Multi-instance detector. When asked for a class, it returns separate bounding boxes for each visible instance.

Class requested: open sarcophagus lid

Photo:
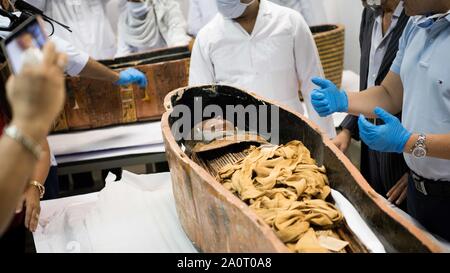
[52,46,190,133]
[161,85,445,253]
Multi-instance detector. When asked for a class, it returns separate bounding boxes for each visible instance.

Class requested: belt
[410,171,450,197]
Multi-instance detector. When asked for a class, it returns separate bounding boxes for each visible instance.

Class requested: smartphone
[1,15,48,74]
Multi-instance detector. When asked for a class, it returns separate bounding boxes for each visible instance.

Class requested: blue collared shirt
[391,12,450,180]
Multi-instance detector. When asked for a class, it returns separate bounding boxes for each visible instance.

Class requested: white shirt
[25,0,117,60]
[188,0,218,36]
[0,13,89,76]
[190,0,336,138]
[367,3,403,88]
[116,0,191,57]
[187,0,322,37]
[116,1,166,57]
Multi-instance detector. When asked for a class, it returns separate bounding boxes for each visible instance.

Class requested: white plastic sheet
[34,171,197,253]
[48,122,163,156]
[34,171,387,253]
[331,190,385,253]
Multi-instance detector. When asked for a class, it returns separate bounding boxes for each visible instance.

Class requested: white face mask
[216,0,256,19]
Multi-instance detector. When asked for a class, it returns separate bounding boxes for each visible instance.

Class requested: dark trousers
[407,175,450,242]
[360,143,409,210]
[43,166,59,200]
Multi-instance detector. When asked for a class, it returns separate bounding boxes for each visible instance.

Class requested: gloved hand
[310,77,348,117]
[358,107,412,153]
[115,68,148,88]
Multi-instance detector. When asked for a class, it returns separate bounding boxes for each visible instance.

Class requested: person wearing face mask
[310,0,450,241]
[187,0,325,37]
[189,0,336,138]
[116,0,192,57]
[333,0,410,209]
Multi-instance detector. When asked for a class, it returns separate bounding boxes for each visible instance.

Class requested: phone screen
[2,16,48,74]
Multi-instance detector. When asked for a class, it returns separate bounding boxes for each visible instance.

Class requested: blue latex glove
[310,77,349,117]
[358,107,412,153]
[115,68,148,88]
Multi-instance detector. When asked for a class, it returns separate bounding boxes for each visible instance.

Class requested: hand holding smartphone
[1,15,48,74]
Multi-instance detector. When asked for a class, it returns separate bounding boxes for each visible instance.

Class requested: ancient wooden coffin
[161,85,445,253]
[53,46,190,132]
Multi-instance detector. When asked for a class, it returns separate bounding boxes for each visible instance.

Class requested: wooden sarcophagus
[53,46,190,132]
[161,85,445,253]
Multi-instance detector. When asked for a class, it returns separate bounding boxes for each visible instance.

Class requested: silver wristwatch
[4,125,43,160]
[411,134,427,159]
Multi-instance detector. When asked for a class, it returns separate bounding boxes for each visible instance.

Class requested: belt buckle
[413,177,428,196]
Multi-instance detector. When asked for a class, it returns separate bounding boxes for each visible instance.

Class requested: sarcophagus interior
[161,85,444,253]
[53,46,191,132]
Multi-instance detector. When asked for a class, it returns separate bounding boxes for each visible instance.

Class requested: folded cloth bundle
[217,140,347,253]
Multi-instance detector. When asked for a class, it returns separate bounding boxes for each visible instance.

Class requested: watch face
[413,147,427,158]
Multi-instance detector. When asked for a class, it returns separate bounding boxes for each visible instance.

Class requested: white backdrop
[106,0,363,73]
[322,0,364,73]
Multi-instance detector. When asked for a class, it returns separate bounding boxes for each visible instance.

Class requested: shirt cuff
[65,50,90,76]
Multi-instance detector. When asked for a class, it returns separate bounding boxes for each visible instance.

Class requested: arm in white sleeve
[50,35,89,76]
[293,15,336,138]
[188,33,214,85]
[187,0,202,36]
[161,0,192,46]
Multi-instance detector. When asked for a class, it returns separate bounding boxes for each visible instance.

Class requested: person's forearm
[78,58,120,83]
[347,71,404,117]
[0,121,46,234]
[30,140,51,186]
[404,133,450,160]
[347,85,401,118]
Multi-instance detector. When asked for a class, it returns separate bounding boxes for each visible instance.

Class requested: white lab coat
[187,0,324,36]
[187,0,218,36]
[116,0,191,57]
[25,0,117,60]
[189,0,336,138]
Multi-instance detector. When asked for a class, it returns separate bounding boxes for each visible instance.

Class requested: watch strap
[4,125,43,160]
[410,134,427,154]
